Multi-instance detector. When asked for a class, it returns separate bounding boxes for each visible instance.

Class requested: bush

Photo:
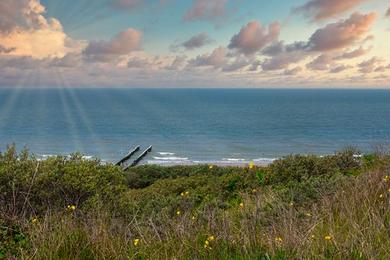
[0,145,127,218]
[267,148,362,185]
[1,145,388,259]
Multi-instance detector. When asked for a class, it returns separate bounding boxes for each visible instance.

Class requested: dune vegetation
[0,145,389,259]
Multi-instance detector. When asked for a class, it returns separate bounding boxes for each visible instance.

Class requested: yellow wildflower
[383,175,389,182]
[249,161,255,169]
[388,188,390,193]
[31,218,38,224]
[289,202,294,207]
[209,165,214,169]
[133,238,140,246]
[306,213,312,217]
[275,237,283,243]
[67,205,76,211]
[204,240,209,246]
[239,202,244,208]
[252,188,257,193]
[207,235,215,241]
[191,216,196,220]
[379,194,383,199]
[185,191,189,196]
[324,235,332,241]
[176,210,181,216]
[311,235,315,239]
[180,192,185,197]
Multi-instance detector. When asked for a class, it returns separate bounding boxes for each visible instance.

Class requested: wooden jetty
[116,145,141,166]
[123,145,153,170]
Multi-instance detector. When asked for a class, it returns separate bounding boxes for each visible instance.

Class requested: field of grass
[0,145,389,259]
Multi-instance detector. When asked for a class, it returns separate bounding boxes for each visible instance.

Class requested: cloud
[358,57,382,73]
[330,64,352,73]
[0,0,48,33]
[258,13,376,72]
[165,55,187,70]
[386,8,390,17]
[0,56,50,70]
[0,45,15,54]
[51,53,83,68]
[260,41,309,71]
[307,12,376,51]
[127,57,153,68]
[84,28,142,62]
[126,53,176,70]
[261,54,304,71]
[284,66,302,75]
[306,54,333,71]
[334,46,371,60]
[295,0,367,21]
[181,32,212,50]
[228,21,280,56]
[0,0,84,58]
[183,0,228,22]
[222,57,251,72]
[189,46,227,68]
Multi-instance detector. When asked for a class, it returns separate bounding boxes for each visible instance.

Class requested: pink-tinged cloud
[308,12,376,51]
[189,46,227,68]
[182,32,212,50]
[184,0,227,21]
[229,21,280,56]
[386,8,390,17]
[295,0,367,21]
[84,28,142,62]
[0,45,15,54]
[0,0,49,33]
[335,46,371,60]
[0,0,84,58]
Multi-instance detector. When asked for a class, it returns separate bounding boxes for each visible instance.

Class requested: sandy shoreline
[143,160,274,167]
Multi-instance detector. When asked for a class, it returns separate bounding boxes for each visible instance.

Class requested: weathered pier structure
[116,145,153,170]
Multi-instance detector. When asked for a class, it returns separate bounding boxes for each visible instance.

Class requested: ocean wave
[253,158,277,163]
[158,152,176,156]
[153,156,189,161]
[222,158,246,162]
[41,154,55,158]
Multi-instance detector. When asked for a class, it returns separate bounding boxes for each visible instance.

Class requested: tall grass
[0,145,389,259]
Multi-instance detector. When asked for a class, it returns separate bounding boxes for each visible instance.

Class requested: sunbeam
[56,68,109,159]
[53,69,84,154]
[0,70,34,137]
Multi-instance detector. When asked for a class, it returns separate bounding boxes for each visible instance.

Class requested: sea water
[1,88,390,165]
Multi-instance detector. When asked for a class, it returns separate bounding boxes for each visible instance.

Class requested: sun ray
[55,68,108,160]
[52,69,84,155]
[0,70,34,144]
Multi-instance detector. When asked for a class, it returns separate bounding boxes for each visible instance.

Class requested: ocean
[1,88,390,165]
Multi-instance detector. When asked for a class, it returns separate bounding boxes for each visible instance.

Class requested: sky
[0,0,389,88]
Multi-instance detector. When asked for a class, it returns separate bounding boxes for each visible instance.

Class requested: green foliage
[0,145,127,217]
[0,219,27,258]
[0,145,389,259]
[267,148,362,185]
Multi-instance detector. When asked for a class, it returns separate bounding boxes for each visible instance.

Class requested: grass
[0,145,389,259]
